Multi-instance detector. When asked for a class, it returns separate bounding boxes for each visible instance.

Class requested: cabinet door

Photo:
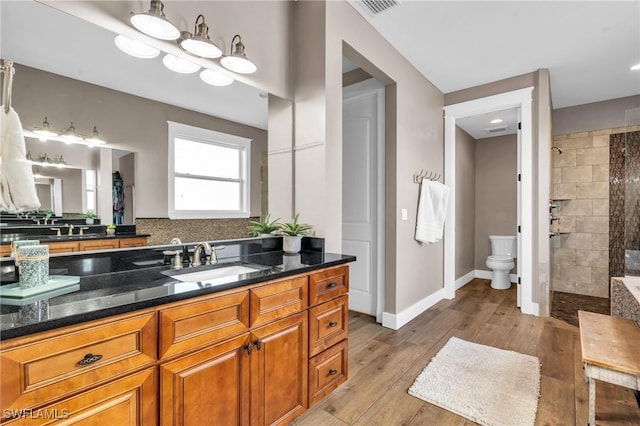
[159,334,250,426]
[45,241,80,254]
[250,312,308,426]
[1,245,12,257]
[119,237,148,248]
[78,239,120,251]
[2,368,156,426]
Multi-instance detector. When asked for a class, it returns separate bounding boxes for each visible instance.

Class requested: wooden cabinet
[0,245,12,257]
[46,241,81,254]
[119,237,148,248]
[308,340,348,406]
[78,239,120,251]
[309,295,348,357]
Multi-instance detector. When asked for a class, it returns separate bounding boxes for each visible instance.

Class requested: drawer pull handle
[329,369,338,375]
[327,282,338,288]
[78,353,103,366]
[329,321,338,328]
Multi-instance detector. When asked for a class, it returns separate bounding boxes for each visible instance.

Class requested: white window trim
[168,121,251,219]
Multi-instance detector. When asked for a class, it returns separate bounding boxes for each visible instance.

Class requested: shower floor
[551,291,610,327]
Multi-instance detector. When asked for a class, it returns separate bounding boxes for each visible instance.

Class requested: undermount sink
[162,263,270,286]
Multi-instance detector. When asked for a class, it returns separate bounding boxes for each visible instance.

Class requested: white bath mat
[408,337,540,426]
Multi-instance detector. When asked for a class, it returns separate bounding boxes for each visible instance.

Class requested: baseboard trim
[381,288,446,330]
[455,270,476,290]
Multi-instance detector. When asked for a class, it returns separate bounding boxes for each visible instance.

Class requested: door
[516,109,522,307]
[250,312,308,426]
[342,79,384,317]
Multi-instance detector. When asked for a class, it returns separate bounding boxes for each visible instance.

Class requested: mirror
[1,0,291,243]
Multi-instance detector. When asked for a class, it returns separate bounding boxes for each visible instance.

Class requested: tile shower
[551,126,640,297]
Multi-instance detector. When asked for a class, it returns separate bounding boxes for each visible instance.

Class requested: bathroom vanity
[0,238,354,425]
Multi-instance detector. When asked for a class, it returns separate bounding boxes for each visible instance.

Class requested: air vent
[361,0,400,15]
[485,126,509,134]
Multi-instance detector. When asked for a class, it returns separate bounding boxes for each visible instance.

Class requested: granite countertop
[0,237,355,340]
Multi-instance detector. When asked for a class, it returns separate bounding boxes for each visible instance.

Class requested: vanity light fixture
[61,122,82,143]
[179,15,222,59]
[200,69,234,86]
[84,126,105,145]
[162,54,201,74]
[130,0,180,40]
[631,63,640,71]
[220,35,257,74]
[114,34,160,59]
[33,117,59,139]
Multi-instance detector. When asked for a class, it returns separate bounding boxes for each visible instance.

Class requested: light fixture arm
[229,34,244,56]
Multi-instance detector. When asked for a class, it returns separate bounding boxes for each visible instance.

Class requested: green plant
[107,224,116,230]
[84,210,97,219]
[278,213,312,236]
[248,213,281,236]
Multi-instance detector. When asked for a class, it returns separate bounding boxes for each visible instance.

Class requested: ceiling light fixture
[130,0,180,41]
[631,63,640,71]
[162,54,201,74]
[490,118,503,124]
[114,34,160,59]
[179,15,222,58]
[220,34,257,74]
[200,69,234,86]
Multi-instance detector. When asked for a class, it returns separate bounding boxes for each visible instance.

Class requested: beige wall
[291,1,444,316]
[553,95,640,135]
[12,64,267,219]
[474,134,518,270]
[455,126,476,278]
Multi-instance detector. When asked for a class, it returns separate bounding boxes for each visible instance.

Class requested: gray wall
[553,95,640,135]
[455,126,476,278]
[474,134,518,270]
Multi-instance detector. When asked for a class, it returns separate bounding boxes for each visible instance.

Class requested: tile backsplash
[135,218,257,246]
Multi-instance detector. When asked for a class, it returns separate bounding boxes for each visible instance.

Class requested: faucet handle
[50,227,61,236]
[163,250,182,269]
[79,227,89,236]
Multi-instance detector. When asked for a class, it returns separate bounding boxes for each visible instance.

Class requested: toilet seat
[487,255,512,263]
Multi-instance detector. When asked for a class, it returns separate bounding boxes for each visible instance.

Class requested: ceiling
[347,0,640,110]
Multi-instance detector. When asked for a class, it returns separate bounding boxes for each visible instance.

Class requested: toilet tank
[489,235,517,257]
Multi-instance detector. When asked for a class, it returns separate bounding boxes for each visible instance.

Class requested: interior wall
[324,1,445,315]
[455,126,476,278]
[474,134,518,270]
[553,95,640,135]
[12,64,267,218]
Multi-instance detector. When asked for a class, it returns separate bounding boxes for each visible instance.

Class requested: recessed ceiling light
[199,69,234,86]
[490,118,503,124]
[114,34,160,59]
[162,54,201,74]
[631,63,640,71]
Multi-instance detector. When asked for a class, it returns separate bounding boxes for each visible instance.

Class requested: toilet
[486,235,517,290]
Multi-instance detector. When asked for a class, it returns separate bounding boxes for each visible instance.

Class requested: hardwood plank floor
[293,279,640,426]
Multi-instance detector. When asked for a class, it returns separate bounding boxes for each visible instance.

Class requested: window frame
[168,121,251,219]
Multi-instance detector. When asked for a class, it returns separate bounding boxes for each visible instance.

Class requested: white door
[516,109,522,307]
[342,79,384,317]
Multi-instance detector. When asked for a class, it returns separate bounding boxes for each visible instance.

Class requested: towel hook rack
[413,169,441,184]
[1,59,15,114]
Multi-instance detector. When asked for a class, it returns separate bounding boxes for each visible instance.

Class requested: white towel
[0,107,41,212]
[415,180,450,244]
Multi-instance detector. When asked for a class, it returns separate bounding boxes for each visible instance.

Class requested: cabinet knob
[327,282,338,288]
[329,321,338,328]
[328,369,338,375]
[253,338,262,351]
[77,353,103,366]
[244,343,252,355]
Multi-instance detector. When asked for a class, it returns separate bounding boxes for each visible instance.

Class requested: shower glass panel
[624,107,640,277]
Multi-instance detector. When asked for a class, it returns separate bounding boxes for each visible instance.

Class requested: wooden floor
[293,279,640,426]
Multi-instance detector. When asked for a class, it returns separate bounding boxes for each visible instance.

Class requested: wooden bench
[578,310,640,425]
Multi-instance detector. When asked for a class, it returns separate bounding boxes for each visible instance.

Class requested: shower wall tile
[562,232,592,249]
[553,168,561,184]
[556,215,576,233]
[560,200,592,216]
[576,182,608,199]
[592,201,609,217]
[592,164,609,182]
[554,247,576,265]
[576,216,609,234]
[592,232,609,250]
[576,249,608,268]
[553,150,577,167]
[576,147,609,165]
[561,165,592,182]
[592,135,609,147]
[591,129,613,136]
[553,183,576,199]
[562,137,593,150]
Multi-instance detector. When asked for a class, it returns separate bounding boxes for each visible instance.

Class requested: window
[84,169,96,213]
[168,121,251,219]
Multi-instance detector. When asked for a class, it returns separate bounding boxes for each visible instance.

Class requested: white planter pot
[85,218,94,224]
[282,235,302,254]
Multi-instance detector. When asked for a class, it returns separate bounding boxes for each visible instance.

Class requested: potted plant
[278,213,312,254]
[84,210,97,224]
[248,213,281,237]
[106,224,116,236]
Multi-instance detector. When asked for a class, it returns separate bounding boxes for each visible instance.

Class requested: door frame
[342,78,386,322]
[443,87,538,316]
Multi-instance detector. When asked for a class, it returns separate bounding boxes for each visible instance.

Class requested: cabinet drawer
[158,290,250,360]
[0,310,156,412]
[45,241,80,254]
[250,276,308,327]
[309,265,349,306]
[119,237,148,248]
[308,340,348,407]
[309,295,348,357]
[2,367,156,425]
[78,239,119,251]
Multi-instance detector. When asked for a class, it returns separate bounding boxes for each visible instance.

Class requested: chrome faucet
[191,242,213,267]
